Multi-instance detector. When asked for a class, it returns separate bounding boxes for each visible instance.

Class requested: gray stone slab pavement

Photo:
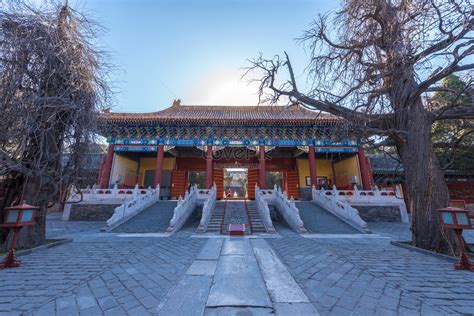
[367,221,412,240]
[1,235,205,315]
[46,218,105,239]
[159,237,318,315]
[368,220,474,245]
[157,275,213,315]
[197,238,224,260]
[206,238,272,308]
[186,260,218,276]
[267,235,474,315]
[251,239,310,304]
[4,211,474,315]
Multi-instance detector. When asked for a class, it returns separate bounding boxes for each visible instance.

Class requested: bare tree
[0,1,111,249]
[247,0,473,252]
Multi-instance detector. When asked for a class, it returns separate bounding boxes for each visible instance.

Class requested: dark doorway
[143,170,155,188]
[266,171,283,189]
[188,171,206,188]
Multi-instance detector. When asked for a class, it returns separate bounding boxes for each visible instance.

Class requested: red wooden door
[286,171,300,200]
[213,169,224,199]
[171,170,186,199]
[247,169,259,200]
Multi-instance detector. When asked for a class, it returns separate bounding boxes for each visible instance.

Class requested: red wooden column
[258,145,266,188]
[154,145,164,188]
[99,144,115,188]
[205,146,213,189]
[308,145,317,187]
[357,145,374,190]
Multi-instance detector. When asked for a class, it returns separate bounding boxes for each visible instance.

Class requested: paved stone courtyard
[1,209,474,315]
[269,235,474,315]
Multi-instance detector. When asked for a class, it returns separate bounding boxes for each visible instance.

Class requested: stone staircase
[206,201,226,233]
[202,200,269,234]
[245,201,267,233]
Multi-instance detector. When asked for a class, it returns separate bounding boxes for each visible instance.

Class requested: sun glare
[184,68,261,105]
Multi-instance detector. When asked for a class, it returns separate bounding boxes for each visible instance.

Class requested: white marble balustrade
[198,184,217,231]
[67,184,151,204]
[255,185,276,233]
[106,185,161,227]
[312,185,409,227]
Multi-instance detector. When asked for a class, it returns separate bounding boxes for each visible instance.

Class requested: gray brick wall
[352,205,402,222]
[69,204,121,221]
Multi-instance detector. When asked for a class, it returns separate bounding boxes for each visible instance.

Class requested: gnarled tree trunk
[397,100,453,253]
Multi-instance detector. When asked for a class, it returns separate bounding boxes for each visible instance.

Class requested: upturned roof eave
[98,115,344,125]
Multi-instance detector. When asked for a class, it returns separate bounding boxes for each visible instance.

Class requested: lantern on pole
[0,201,38,269]
[437,207,474,271]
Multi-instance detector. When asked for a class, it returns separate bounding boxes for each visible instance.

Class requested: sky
[68,0,338,112]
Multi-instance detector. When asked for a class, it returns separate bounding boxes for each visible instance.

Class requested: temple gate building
[97,100,374,200]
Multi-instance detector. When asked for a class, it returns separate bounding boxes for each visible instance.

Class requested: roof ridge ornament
[290,101,300,108]
[172,99,181,107]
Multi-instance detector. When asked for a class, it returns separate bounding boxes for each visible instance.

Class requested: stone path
[2,213,474,315]
[295,201,359,234]
[46,219,105,239]
[157,237,317,315]
[112,201,177,233]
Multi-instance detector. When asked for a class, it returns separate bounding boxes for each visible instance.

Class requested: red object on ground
[229,224,245,236]
[437,207,474,272]
[0,201,38,269]
[0,227,22,268]
[453,228,474,272]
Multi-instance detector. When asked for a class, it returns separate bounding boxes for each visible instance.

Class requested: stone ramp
[111,200,177,233]
[222,200,250,234]
[295,201,359,234]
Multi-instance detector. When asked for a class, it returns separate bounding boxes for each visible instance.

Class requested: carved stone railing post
[133,184,140,199]
[254,185,276,233]
[197,184,217,232]
[112,184,118,198]
[167,185,199,233]
[106,186,160,227]
[311,185,367,229]
[353,186,360,202]
[272,186,307,234]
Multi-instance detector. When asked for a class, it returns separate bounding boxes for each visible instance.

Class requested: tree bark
[397,101,453,253]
